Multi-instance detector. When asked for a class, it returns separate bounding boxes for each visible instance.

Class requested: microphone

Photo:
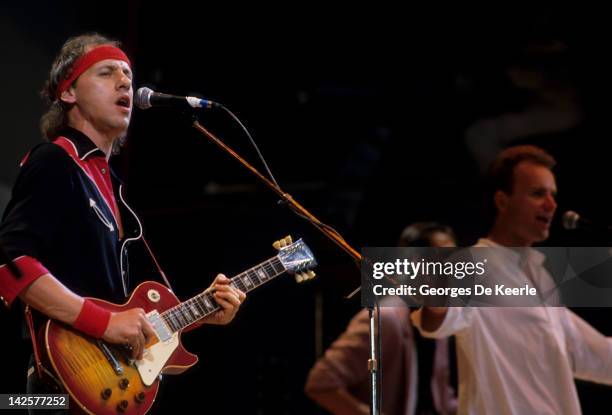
[562,210,612,231]
[135,87,219,110]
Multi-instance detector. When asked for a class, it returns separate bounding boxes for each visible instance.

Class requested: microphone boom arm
[192,120,362,272]
[192,119,382,415]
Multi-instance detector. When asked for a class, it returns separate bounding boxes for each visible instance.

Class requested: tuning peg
[280,236,291,248]
[306,270,316,280]
[273,235,294,250]
[295,273,304,283]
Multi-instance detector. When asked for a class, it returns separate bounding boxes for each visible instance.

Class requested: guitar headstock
[274,235,317,283]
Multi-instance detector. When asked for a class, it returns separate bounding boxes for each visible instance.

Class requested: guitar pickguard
[136,331,179,386]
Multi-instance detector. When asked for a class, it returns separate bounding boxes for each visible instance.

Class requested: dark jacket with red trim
[0,127,142,306]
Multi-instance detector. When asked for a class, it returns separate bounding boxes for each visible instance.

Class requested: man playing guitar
[0,33,245,405]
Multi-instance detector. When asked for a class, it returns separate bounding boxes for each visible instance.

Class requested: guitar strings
[159,258,285,331]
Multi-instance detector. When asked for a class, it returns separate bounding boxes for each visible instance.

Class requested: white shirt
[411,238,612,415]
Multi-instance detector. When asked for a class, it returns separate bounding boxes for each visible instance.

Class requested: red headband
[56,45,131,99]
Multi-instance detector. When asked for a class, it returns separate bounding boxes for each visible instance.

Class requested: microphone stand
[191,119,380,415]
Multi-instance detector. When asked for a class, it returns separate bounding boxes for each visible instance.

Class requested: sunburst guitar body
[42,237,316,414]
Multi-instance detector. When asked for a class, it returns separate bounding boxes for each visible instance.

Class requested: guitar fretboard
[160,257,286,332]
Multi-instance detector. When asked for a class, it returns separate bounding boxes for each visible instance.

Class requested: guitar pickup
[147,310,172,343]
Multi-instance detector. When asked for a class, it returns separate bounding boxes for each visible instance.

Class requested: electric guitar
[41,236,316,414]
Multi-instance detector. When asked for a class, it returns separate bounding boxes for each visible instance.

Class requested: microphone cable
[210,102,356,267]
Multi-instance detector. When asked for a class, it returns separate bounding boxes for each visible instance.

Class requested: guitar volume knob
[101,388,112,400]
[119,378,129,389]
[135,392,146,404]
[116,400,128,412]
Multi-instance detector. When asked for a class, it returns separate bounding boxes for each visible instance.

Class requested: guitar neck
[160,256,286,332]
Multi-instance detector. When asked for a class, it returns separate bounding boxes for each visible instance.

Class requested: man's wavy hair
[487,145,556,196]
[480,145,557,226]
[40,33,127,153]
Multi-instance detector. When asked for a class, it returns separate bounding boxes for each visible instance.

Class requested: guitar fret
[265,263,279,279]
[188,300,202,319]
[167,312,179,331]
[257,266,267,281]
[163,314,176,332]
[185,307,196,323]
[195,293,211,315]
[241,273,254,290]
[191,299,202,317]
[263,262,275,277]
[270,258,285,274]
[178,306,190,324]
[248,269,261,287]
[177,309,189,326]
[164,312,175,330]
[231,259,286,295]
[193,297,206,316]
[202,293,215,313]
[171,309,182,327]
[185,303,197,322]
[231,279,246,293]
[203,294,216,312]
[256,267,268,282]
[158,241,314,334]
[168,316,178,331]
[243,270,255,287]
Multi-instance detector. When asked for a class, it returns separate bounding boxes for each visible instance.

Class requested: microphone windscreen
[135,87,153,109]
[562,210,580,230]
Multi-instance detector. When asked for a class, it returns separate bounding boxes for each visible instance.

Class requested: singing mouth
[116,96,131,108]
[536,215,552,226]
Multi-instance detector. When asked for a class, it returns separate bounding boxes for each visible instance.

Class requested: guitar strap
[24,305,63,388]
[141,236,175,292]
[24,306,43,380]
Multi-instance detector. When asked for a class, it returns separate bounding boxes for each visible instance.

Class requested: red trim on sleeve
[0,256,49,307]
[73,299,111,339]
